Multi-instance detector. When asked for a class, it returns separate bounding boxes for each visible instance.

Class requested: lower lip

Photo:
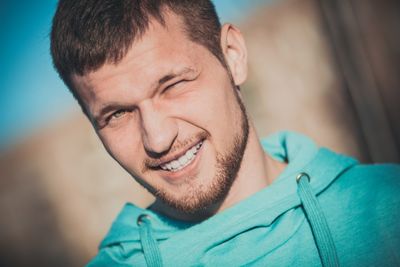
[159,141,205,184]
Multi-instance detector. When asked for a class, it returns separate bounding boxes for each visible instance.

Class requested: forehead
[72,11,208,102]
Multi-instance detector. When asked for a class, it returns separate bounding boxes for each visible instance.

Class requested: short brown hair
[50,0,225,108]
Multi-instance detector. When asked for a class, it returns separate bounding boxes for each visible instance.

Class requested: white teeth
[171,160,180,169]
[178,155,188,165]
[186,149,194,159]
[160,141,203,172]
[166,163,172,171]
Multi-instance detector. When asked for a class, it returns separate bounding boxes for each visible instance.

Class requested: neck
[151,122,286,222]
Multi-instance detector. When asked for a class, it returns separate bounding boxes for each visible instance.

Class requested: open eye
[112,110,126,119]
[107,109,128,123]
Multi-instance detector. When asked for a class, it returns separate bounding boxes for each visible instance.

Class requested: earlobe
[220,24,248,86]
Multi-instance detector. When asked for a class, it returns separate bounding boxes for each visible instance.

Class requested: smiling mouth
[159,141,203,172]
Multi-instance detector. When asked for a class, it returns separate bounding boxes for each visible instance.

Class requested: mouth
[159,140,204,172]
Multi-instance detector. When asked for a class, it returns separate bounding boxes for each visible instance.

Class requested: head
[51,0,227,111]
[51,0,250,216]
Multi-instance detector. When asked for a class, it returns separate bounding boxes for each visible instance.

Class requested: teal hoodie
[87,132,400,266]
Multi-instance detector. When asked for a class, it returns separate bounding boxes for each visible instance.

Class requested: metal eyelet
[137,214,151,225]
[296,172,310,183]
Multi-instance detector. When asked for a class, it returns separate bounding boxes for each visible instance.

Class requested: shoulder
[324,163,400,222]
[338,163,400,196]
[86,203,146,266]
[321,163,400,264]
[86,245,132,267]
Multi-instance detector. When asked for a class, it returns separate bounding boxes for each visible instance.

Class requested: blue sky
[0,0,272,149]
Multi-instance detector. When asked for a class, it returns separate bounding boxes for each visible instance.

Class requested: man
[50,0,400,266]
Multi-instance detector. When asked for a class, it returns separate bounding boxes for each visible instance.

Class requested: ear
[220,24,248,86]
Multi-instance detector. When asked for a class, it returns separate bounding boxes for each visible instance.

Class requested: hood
[95,131,358,266]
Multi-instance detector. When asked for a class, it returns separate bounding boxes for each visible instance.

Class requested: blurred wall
[318,0,400,162]
[1,0,399,266]
[242,0,369,161]
[0,115,153,266]
[242,0,400,163]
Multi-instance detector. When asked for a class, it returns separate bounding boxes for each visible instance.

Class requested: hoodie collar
[100,131,358,248]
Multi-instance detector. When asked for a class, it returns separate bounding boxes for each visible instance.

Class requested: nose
[139,100,178,157]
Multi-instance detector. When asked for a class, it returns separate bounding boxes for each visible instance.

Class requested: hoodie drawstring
[296,173,339,267]
[135,173,339,267]
[137,214,163,267]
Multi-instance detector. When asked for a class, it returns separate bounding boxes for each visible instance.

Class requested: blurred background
[1,0,399,266]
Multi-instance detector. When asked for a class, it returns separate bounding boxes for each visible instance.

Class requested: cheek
[168,94,220,135]
[171,86,240,153]
[98,123,143,170]
[172,81,235,125]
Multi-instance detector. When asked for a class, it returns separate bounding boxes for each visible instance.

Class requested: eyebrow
[92,67,196,124]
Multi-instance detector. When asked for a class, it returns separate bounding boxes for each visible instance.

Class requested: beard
[142,89,250,215]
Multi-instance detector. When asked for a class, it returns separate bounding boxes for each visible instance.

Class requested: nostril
[144,147,170,158]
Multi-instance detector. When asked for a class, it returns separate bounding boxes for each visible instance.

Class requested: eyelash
[163,80,185,93]
[107,109,129,123]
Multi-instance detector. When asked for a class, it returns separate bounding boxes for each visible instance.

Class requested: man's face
[72,13,249,214]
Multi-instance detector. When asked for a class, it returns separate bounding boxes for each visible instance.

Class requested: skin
[72,11,286,222]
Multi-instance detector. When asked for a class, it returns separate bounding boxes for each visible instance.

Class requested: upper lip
[146,139,203,169]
